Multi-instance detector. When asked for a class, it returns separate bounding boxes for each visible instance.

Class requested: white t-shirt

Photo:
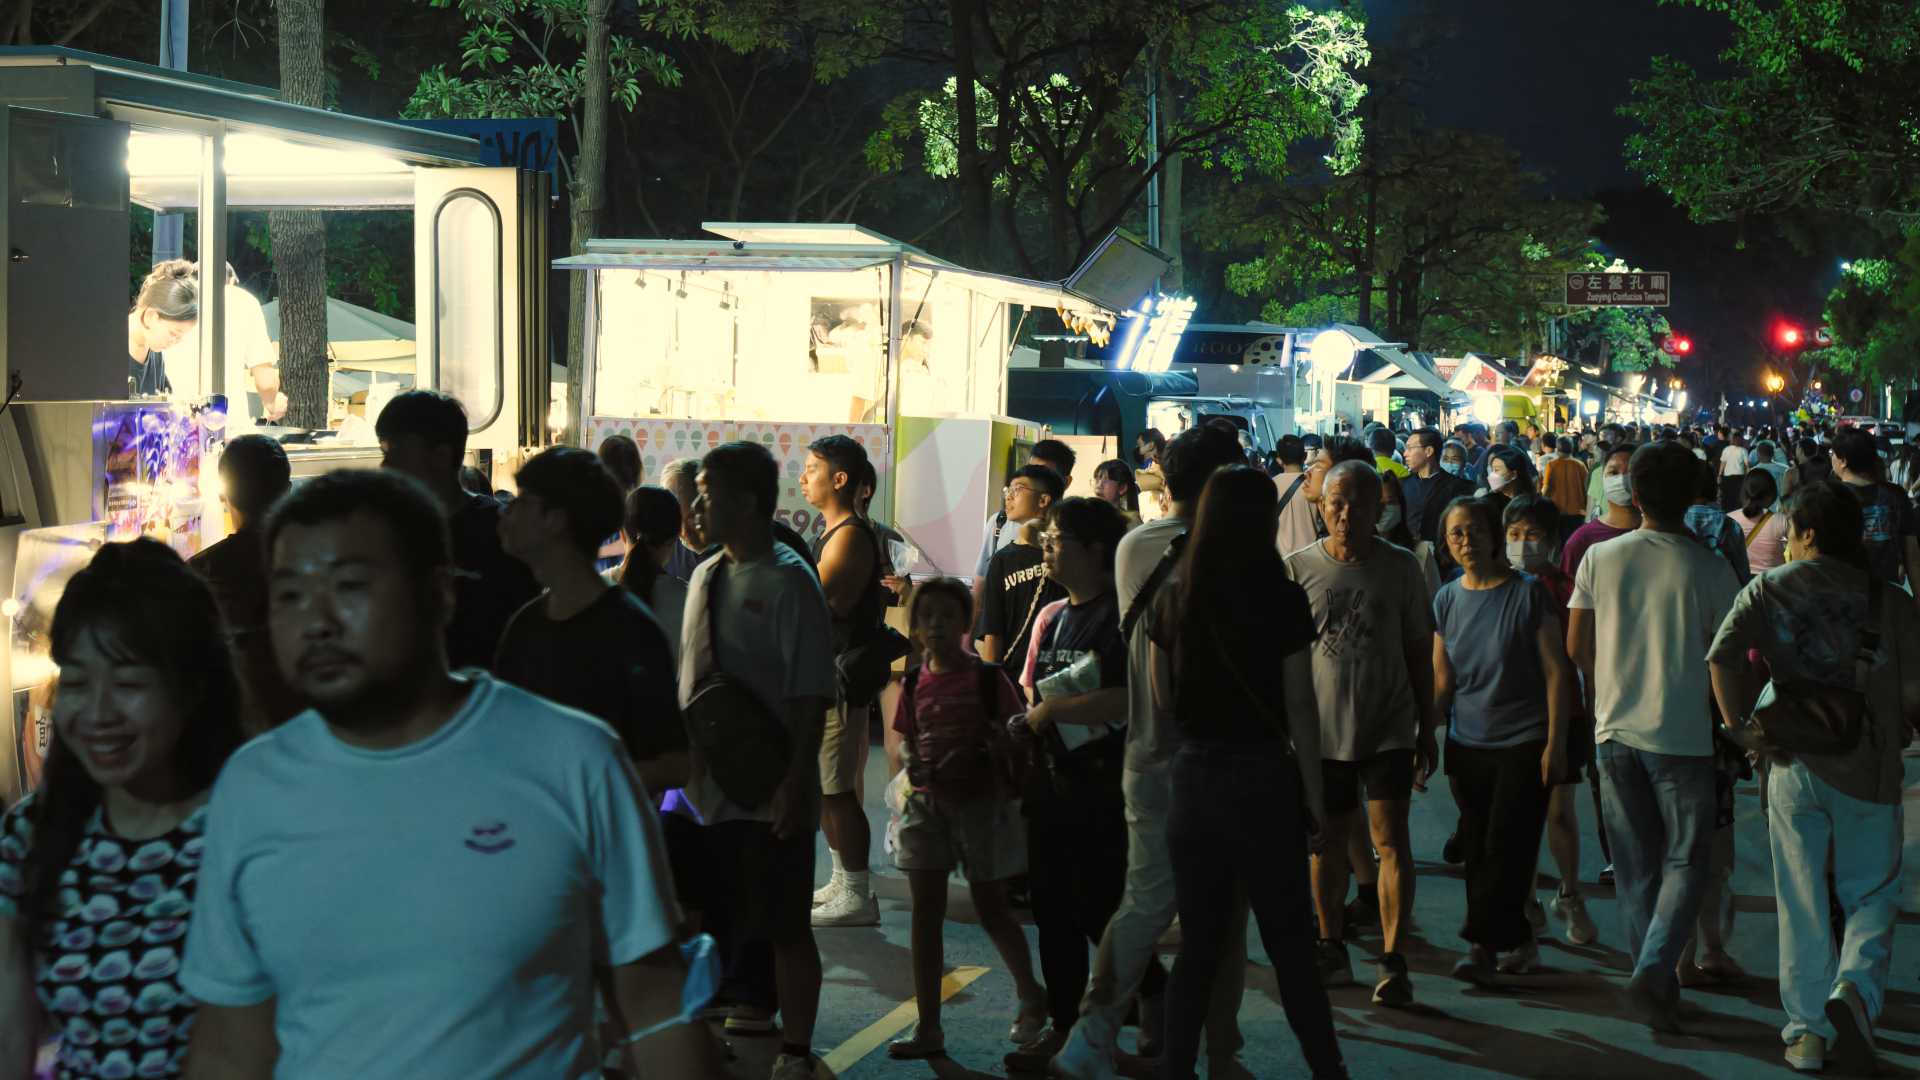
[1720,444,1748,476]
[679,545,836,824]
[1116,515,1188,771]
[164,284,277,425]
[180,675,679,1079]
[1569,529,1740,756]
[1273,472,1318,558]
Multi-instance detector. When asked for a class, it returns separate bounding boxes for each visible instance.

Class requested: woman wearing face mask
[0,539,244,1080]
[1380,471,1442,598]
[126,260,199,398]
[1502,494,1602,946]
[1476,445,1537,515]
[1432,497,1575,982]
[1562,443,1641,583]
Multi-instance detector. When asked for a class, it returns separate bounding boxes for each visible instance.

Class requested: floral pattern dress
[0,795,206,1079]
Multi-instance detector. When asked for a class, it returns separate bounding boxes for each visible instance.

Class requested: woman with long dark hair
[1730,469,1788,574]
[1146,466,1346,1079]
[612,485,691,656]
[0,539,243,1079]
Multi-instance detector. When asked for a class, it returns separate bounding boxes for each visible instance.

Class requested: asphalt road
[714,748,1920,1079]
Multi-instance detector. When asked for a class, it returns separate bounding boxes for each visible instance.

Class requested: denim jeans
[1768,759,1903,1044]
[1078,766,1245,1056]
[1161,741,1343,1079]
[1595,741,1715,1000]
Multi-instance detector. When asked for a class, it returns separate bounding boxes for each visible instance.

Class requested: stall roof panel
[555,251,893,273]
[0,47,482,166]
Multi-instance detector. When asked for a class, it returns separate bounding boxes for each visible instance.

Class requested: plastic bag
[883,768,910,868]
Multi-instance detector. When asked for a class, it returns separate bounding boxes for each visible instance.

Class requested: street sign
[1851,388,1865,403]
[1565,271,1670,307]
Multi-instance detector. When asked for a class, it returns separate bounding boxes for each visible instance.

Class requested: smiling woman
[0,537,243,1079]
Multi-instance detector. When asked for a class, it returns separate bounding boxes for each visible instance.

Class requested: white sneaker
[811,887,879,928]
[812,875,844,907]
[1051,1027,1121,1080]
[1008,996,1048,1044]
[1497,939,1539,975]
[1550,889,1598,946]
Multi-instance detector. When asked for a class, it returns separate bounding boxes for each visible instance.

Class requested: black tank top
[812,517,889,653]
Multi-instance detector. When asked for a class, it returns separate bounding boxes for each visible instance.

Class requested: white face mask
[1440,461,1464,477]
[1378,505,1404,533]
[1603,473,1632,507]
[1506,538,1551,570]
[1487,469,1513,492]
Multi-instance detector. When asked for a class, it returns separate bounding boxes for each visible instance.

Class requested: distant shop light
[1582,398,1601,416]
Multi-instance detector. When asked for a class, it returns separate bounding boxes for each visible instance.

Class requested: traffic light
[1660,333,1693,356]
[1776,323,1805,349]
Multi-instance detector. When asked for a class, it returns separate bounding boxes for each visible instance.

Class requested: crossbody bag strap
[1206,620,1294,750]
[1120,533,1188,642]
[705,557,727,676]
[1743,511,1773,548]
[1276,474,1307,515]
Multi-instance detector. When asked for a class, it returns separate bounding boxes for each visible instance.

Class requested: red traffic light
[1660,333,1694,356]
[1674,335,1693,354]
[1777,324,1804,349]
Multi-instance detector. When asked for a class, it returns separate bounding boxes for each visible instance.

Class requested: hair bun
[89,536,190,577]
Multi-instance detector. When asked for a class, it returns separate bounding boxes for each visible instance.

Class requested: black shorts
[1322,749,1416,815]
[704,819,815,947]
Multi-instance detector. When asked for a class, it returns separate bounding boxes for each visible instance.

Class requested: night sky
[1360,0,1844,408]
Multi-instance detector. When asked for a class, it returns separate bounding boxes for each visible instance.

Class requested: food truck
[556,223,1121,580]
[0,47,551,799]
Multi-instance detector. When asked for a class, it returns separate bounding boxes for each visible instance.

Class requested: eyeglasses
[1005,482,1041,497]
[1040,531,1078,550]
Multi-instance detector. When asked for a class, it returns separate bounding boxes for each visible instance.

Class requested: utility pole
[153,0,188,264]
[1144,64,1160,298]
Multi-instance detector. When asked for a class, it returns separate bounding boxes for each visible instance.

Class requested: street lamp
[1764,373,1786,394]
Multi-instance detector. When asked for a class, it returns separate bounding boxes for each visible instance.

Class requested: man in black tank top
[801,435,887,926]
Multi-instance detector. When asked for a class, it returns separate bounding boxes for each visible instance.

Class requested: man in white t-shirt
[1567,440,1740,1034]
[166,271,284,427]
[681,441,838,1080]
[181,469,719,1078]
[1716,429,1749,511]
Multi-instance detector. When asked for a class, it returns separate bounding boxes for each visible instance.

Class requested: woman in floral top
[1,539,242,1079]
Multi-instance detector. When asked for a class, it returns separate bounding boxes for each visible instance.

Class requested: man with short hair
[1370,427,1408,478]
[1274,435,1320,557]
[495,447,686,795]
[1286,462,1438,1007]
[1567,441,1740,1033]
[1752,441,1789,508]
[974,443,1076,579]
[1047,427,1250,1079]
[191,434,301,730]
[1401,426,1474,548]
[1716,428,1749,510]
[660,458,709,582]
[683,442,838,1080]
[182,469,719,1077]
[979,464,1067,665]
[1828,428,1920,595]
[801,434,887,928]
[376,390,539,671]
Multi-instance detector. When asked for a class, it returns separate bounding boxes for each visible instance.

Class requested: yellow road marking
[820,964,991,1074]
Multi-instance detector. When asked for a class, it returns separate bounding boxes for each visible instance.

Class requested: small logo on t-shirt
[464,822,515,854]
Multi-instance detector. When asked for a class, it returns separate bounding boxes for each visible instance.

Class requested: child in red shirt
[887,579,1046,1058]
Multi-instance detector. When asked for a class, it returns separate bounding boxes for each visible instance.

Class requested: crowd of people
[2,389,1918,1080]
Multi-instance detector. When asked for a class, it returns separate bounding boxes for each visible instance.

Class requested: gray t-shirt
[1116,516,1188,771]
[680,545,837,824]
[1285,539,1433,761]
[181,675,679,1078]
[1706,558,1918,804]
[1433,574,1550,748]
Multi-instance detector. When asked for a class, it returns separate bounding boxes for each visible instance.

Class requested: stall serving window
[591,266,892,425]
[431,189,503,430]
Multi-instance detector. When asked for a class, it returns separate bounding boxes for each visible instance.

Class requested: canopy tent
[261,296,415,366]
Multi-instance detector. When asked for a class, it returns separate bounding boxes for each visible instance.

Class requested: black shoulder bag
[833,518,911,703]
[683,560,793,809]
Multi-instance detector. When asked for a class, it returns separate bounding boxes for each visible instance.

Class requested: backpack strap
[1121,533,1188,642]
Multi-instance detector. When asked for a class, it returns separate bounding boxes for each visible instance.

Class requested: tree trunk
[565,0,613,449]
[1157,70,1184,294]
[1357,169,1378,331]
[270,0,329,430]
[949,0,989,266]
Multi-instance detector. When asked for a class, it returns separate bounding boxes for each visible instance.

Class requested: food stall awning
[0,47,483,167]
[1329,324,1455,399]
[557,249,894,274]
